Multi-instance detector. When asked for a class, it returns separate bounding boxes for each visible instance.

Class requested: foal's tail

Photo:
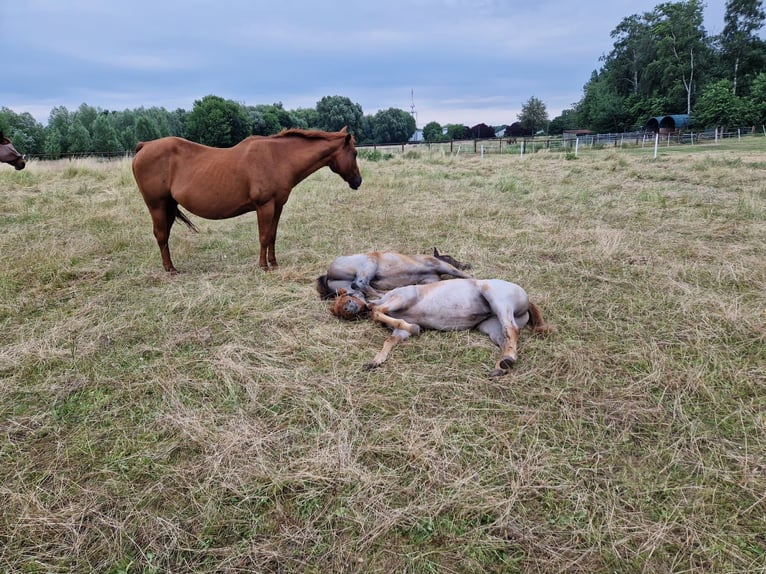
[527,302,554,334]
[315,275,336,300]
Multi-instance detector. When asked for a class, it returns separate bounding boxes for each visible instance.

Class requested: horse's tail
[527,302,553,334]
[316,275,336,300]
[174,205,199,233]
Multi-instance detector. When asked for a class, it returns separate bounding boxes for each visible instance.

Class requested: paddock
[1,141,764,572]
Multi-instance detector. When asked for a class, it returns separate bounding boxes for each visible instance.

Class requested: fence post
[654,133,659,159]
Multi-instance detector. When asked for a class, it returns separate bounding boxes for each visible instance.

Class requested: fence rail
[357,125,765,157]
[21,126,765,162]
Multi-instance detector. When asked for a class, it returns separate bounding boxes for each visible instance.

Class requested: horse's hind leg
[148,199,178,273]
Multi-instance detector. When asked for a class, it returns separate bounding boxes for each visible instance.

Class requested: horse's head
[0,132,26,170]
[328,127,362,190]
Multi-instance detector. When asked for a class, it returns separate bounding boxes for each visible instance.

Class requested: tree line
[2,0,765,155]
[0,95,421,158]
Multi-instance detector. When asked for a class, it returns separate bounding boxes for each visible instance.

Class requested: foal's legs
[477,317,521,377]
[364,328,412,371]
[364,287,422,370]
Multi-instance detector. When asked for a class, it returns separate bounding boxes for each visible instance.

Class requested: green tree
[548,109,580,135]
[291,107,319,129]
[518,96,549,134]
[74,103,99,134]
[749,71,766,122]
[605,13,656,97]
[576,72,632,132]
[720,0,766,95]
[92,113,123,154]
[444,124,469,139]
[315,95,364,135]
[68,118,92,153]
[693,79,755,127]
[48,106,72,152]
[422,121,444,142]
[249,103,297,135]
[0,108,45,154]
[185,95,251,147]
[371,108,417,143]
[135,114,161,142]
[647,0,710,114]
[44,128,63,158]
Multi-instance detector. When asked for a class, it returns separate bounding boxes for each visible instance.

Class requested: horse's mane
[275,128,350,141]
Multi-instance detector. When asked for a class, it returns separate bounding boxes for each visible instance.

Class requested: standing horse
[331,278,551,377]
[316,248,472,300]
[132,128,362,273]
[0,132,26,170]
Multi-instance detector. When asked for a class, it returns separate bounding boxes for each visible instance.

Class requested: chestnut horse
[132,128,362,273]
[316,248,472,300]
[331,278,551,377]
[0,132,26,170]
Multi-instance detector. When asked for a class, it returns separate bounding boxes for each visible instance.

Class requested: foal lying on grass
[316,248,472,300]
[331,278,552,377]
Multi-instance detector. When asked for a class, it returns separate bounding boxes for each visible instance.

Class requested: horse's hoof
[489,368,508,377]
[363,362,379,371]
[498,356,516,370]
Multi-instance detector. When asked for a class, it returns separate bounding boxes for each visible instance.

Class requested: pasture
[1,141,764,572]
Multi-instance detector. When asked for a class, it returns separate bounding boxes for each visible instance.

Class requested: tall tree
[692,78,755,127]
[605,13,656,97]
[648,0,710,114]
[92,113,123,153]
[185,95,251,147]
[68,118,92,153]
[422,121,444,142]
[518,96,549,134]
[720,0,766,94]
[371,108,416,143]
[315,95,364,136]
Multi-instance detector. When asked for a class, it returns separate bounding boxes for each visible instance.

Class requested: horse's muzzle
[15,160,26,170]
[349,175,362,190]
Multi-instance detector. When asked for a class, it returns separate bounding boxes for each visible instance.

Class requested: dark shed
[645,114,691,133]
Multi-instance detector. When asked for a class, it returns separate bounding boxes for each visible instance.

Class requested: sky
[2,0,729,128]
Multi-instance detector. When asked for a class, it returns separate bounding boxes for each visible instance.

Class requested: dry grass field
[1,140,765,573]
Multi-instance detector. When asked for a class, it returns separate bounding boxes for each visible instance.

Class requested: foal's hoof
[498,356,516,370]
[363,362,380,371]
[489,368,509,377]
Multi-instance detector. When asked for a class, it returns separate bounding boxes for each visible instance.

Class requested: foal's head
[328,127,362,190]
[0,132,26,170]
[330,289,368,321]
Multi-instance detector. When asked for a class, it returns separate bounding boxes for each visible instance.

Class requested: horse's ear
[339,126,348,133]
[433,247,440,257]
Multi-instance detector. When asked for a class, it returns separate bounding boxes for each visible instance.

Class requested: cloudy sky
[3,0,728,127]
